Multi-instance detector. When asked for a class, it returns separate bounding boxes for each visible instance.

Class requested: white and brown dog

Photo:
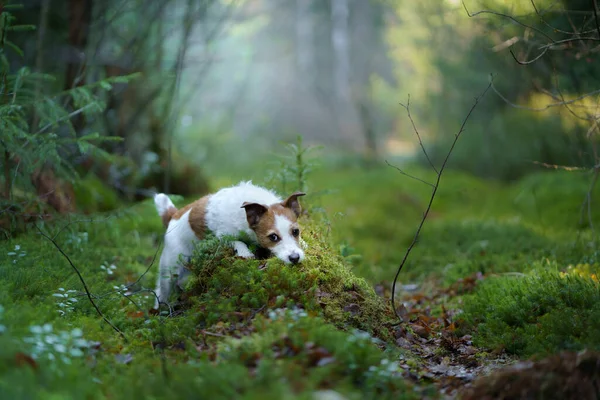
[153,181,306,308]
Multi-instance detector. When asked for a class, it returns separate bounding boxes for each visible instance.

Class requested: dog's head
[241,192,306,264]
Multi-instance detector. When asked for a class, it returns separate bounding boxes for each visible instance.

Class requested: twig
[592,0,600,39]
[201,330,228,338]
[490,76,600,112]
[531,160,588,171]
[385,160,434,188]
[509,47,548,65]
[400,95,438,173]
[462,1,555,42]
[35,223,126,340]
[390,83,492,322]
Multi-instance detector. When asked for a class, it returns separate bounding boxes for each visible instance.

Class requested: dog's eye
[292,228,300,237]
[268,234,280,242]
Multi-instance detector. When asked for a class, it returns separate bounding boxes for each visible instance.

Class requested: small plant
[100,263,117,276]
[7,244,26,264]
[265,135,321,195]
[52,288,78,316]
[23,324,95,366]
[65,231,89,248]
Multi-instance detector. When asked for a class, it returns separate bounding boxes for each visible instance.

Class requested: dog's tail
[154,193,177,227]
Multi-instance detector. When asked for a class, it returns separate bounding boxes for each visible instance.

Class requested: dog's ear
[282,192,306,217]
[241,202,269,227]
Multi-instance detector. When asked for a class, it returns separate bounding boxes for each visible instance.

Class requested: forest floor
[1,162,599,399]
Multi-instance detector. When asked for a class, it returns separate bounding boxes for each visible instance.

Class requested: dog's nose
[288,253,300,264]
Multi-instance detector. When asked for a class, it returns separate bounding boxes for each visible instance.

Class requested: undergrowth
[461,263,600,357]
[2,159,600,397]
[0,196,424,399]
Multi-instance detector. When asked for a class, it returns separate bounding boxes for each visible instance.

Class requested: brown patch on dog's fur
[245,202,301,250]
[161,207,177,227]
[166,195,211,239]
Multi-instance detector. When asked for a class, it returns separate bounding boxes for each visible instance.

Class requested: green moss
[181,218,395,340]
[0,200,422,399]
[460,263,600,357]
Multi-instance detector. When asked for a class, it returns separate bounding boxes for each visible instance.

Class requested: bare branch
[531,161,588,171]
[391,82,492,322]
[400,95,438,173]
[385,160,434,188]
[35,224,126,340]
[509,47,549,65]
[593,0,600,39]
[462,1,555,42]
[489,75,600,112]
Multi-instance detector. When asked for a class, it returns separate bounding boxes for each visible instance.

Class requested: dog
[153,181,306,308]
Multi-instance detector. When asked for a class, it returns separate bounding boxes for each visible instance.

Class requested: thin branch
[385,160,434,188]
[531,161,588,171]
[462,1,555,42]
[593,0,600,39]
[400,95,438,173]
[490,76,600,112]
[509,47,549,65]
[391,82,492,322]
[35,224,126,340]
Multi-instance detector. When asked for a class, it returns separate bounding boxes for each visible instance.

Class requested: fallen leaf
[15,352,38,370]
[411,323,431,339]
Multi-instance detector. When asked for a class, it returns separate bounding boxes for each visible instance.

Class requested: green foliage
[72,173,121,213]
[461,264,600,357]
[383,0,599,180]
[304,162,599,284]
[265,136,322,195]
[217,310,419,399]
[0,5,137,231]
[0,195,423,399]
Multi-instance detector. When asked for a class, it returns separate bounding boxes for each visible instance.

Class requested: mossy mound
[179,219,395,341]
[460,264,600,357]
[459,349,600,400]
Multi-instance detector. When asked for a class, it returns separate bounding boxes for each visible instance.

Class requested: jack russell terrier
[153,181,306,308]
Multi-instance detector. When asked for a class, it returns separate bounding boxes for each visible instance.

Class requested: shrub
[461,263,600,357]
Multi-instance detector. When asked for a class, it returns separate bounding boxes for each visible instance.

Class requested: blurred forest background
[1,0,600,227]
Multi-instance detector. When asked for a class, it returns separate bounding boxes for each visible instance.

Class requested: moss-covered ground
[1,160,599,399]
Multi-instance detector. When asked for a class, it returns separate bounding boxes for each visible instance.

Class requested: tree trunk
[65,0,93,134]
[331,0,350,105]
[65,0,92,90]
[296,0,314,78]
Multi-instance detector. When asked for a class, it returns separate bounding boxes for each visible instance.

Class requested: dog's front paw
[233,241,255,259]
[236,249,255,259]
